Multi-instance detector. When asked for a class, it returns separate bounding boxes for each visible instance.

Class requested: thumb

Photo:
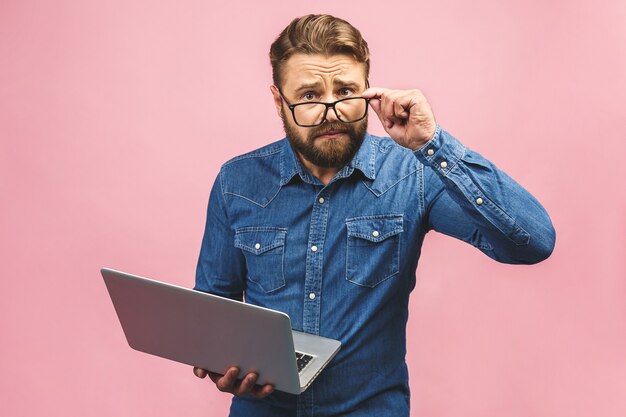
[368,99,385,125]
[368,99,393,130]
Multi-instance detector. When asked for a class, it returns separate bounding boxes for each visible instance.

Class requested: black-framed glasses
[277,88,370,128]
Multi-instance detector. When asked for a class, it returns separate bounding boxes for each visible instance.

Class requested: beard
[281,107,368,169]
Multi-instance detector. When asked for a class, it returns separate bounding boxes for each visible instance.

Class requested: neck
[295,152,341,185]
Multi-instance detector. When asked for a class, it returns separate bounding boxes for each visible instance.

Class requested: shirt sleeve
[194,169,247,300]
[414,124,556,264]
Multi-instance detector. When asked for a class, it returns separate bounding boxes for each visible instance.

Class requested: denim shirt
[195,125,556,417]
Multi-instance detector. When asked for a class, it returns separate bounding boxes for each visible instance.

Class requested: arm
[194,170,246,300]
[361,87,555,264]
[193,170,274,397]
[418,125,555,264]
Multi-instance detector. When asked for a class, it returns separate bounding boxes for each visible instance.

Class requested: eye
[338,88,354,97]
[302,92,317,101]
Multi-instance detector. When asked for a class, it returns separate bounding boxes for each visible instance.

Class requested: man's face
[271,54,368,169]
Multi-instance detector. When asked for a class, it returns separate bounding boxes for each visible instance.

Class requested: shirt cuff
[413,124,466,176]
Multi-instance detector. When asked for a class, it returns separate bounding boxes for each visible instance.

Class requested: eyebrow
[333,79,361,89]
[293,79,362,93]
[294,82,322,93]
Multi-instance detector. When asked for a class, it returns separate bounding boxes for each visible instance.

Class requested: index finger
[214,367,240,392]
[361,87,389,99]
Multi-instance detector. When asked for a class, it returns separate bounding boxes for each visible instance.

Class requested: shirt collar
[348,132,377,180]
[280,133,378,186]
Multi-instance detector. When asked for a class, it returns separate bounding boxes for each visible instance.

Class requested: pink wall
[1,1,624,416]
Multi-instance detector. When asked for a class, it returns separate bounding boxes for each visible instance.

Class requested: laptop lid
[101,267,339,394]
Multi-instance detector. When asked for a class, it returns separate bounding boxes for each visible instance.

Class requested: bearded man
[192,14,555,417]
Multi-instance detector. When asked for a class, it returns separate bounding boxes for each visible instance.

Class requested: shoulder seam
[221,143,284,168]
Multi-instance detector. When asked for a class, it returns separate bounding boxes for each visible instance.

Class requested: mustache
[310,123,349,138]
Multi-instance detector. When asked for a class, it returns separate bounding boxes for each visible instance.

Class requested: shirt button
[440,161,448,168]
[427,149,434,156]
[309,292,316,300]
[476,197,484,205]
[254,243,261,250]
[318,197,325,204]
[311,245,318,252]
[372,230,380,237]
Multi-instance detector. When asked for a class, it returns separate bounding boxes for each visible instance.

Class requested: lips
[316,130,347,138]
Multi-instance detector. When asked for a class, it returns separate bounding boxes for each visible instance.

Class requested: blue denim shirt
[195,125,555,416]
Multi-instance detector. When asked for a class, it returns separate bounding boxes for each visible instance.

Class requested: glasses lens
[293,103,327,126]
[292,98,368,126]
[335,98,367,123]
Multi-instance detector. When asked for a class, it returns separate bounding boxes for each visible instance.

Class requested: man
[192,14,555,417]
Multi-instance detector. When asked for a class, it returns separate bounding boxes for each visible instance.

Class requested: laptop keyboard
[295,351,314,373]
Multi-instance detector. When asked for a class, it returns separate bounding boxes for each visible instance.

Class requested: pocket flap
[346,214,404,243]
[234,227,287,255]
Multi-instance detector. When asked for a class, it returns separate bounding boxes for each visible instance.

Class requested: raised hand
[361,87,437,150]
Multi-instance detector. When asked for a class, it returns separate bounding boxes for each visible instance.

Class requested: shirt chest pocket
[345,214,404,288]
[234,227,287,293]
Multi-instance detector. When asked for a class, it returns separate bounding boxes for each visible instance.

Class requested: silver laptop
[101,267,341,395]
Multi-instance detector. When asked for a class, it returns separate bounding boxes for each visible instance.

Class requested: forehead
[281,53,366,90]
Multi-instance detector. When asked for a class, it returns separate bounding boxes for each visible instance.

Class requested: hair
[269,14,370,89]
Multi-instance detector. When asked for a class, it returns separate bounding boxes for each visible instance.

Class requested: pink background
[1,1,625,416]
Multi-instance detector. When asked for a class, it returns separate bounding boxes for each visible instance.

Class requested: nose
[318,90,341,124]
[324,104,340,123]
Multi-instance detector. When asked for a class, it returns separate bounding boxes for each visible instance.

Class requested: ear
[270,85,283,118]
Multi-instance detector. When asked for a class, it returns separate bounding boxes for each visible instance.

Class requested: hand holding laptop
[193,365,274,398]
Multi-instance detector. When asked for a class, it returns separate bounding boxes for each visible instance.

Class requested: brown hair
[269,14,370,89]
